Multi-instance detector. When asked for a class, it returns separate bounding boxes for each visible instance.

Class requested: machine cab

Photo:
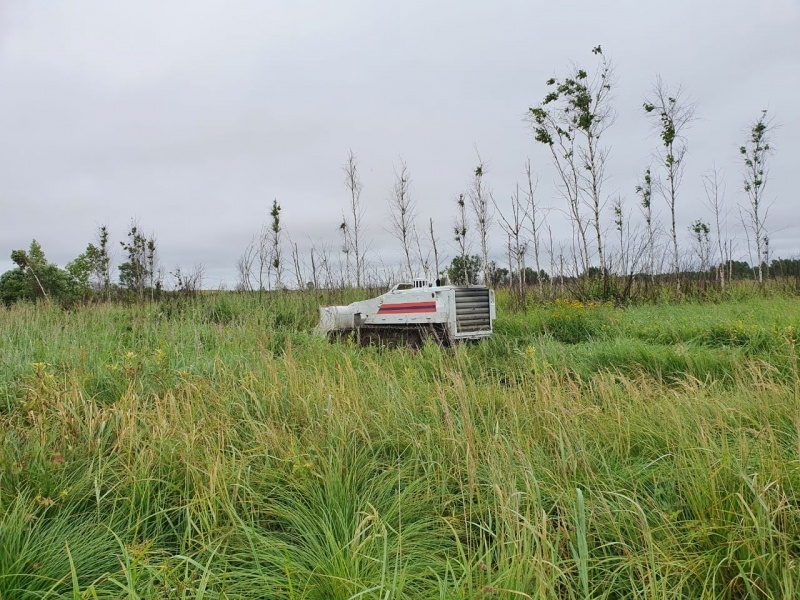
[389,278,434,292]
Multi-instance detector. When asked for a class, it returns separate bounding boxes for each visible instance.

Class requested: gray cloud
[1,0,798,286]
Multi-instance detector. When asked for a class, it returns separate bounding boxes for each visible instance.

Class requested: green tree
[689,220,711,273]
[0,268,29,305]
[119,222,160,300]
[728,260,754,280]
[469,159,493,285]
[529,46,614,279]
[11,241,49,298]
[446,254,481,285]
[65,250,95,300]
[270,199,283,289]
[635,167,655,279]
[85,225,112,298]
[770,258,800,278]
[740,109,775,285]
[453,193,469,285]
[643,77,697,288]
[1,240,78,304]
[521,267,549,285]
[487,262,509,287]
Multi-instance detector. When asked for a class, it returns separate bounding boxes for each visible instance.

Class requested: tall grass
[1,291,799,598]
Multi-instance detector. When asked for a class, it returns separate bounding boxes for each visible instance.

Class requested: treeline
[0,224,204,306]
[2,229,798,308]
[2,46,793,306]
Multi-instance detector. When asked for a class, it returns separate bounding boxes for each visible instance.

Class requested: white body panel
[316,282,496,342]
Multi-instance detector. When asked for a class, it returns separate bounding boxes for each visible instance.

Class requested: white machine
[315,278,496,345]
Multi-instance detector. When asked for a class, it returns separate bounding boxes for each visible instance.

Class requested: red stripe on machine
[378,301,437,314]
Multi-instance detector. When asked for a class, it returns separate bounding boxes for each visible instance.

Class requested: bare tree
[612,196,626,276]
[429,218,441,282]
[387,159,418,279]
[317,241,334,289]
[414,233,431,281]
[453,193,469,285]
[739,109,775,285]
[256,222,271,293]
[236,235,257,291]
[643,76,697,288]
[547,225,566,295]
[289,238,304,289]
[146,237,159,301]
[689,220,712,274]
[338,218,352,285]
[343,149,367,287]
[468,157,493,284]
[172,264,204,296]
[547,225,556,290]
[308,242,319,289]
[726,239,736,284]
[306,238,335,290]
[635,167,656,280]
[495,183,529,299]
[702,166,729,288]
[605,211,649,301]
[524,159,546,295]
[238,200,282,293]
[505,232,514,289]
[88,225,112,300]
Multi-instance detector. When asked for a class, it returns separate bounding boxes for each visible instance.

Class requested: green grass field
[2,291,799,598]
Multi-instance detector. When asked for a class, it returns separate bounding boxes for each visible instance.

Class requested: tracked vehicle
[315,278,496,345]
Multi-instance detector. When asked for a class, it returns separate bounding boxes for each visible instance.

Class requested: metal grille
[454,287,491,333]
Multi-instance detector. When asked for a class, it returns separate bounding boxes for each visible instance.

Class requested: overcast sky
[1,0,798,287]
